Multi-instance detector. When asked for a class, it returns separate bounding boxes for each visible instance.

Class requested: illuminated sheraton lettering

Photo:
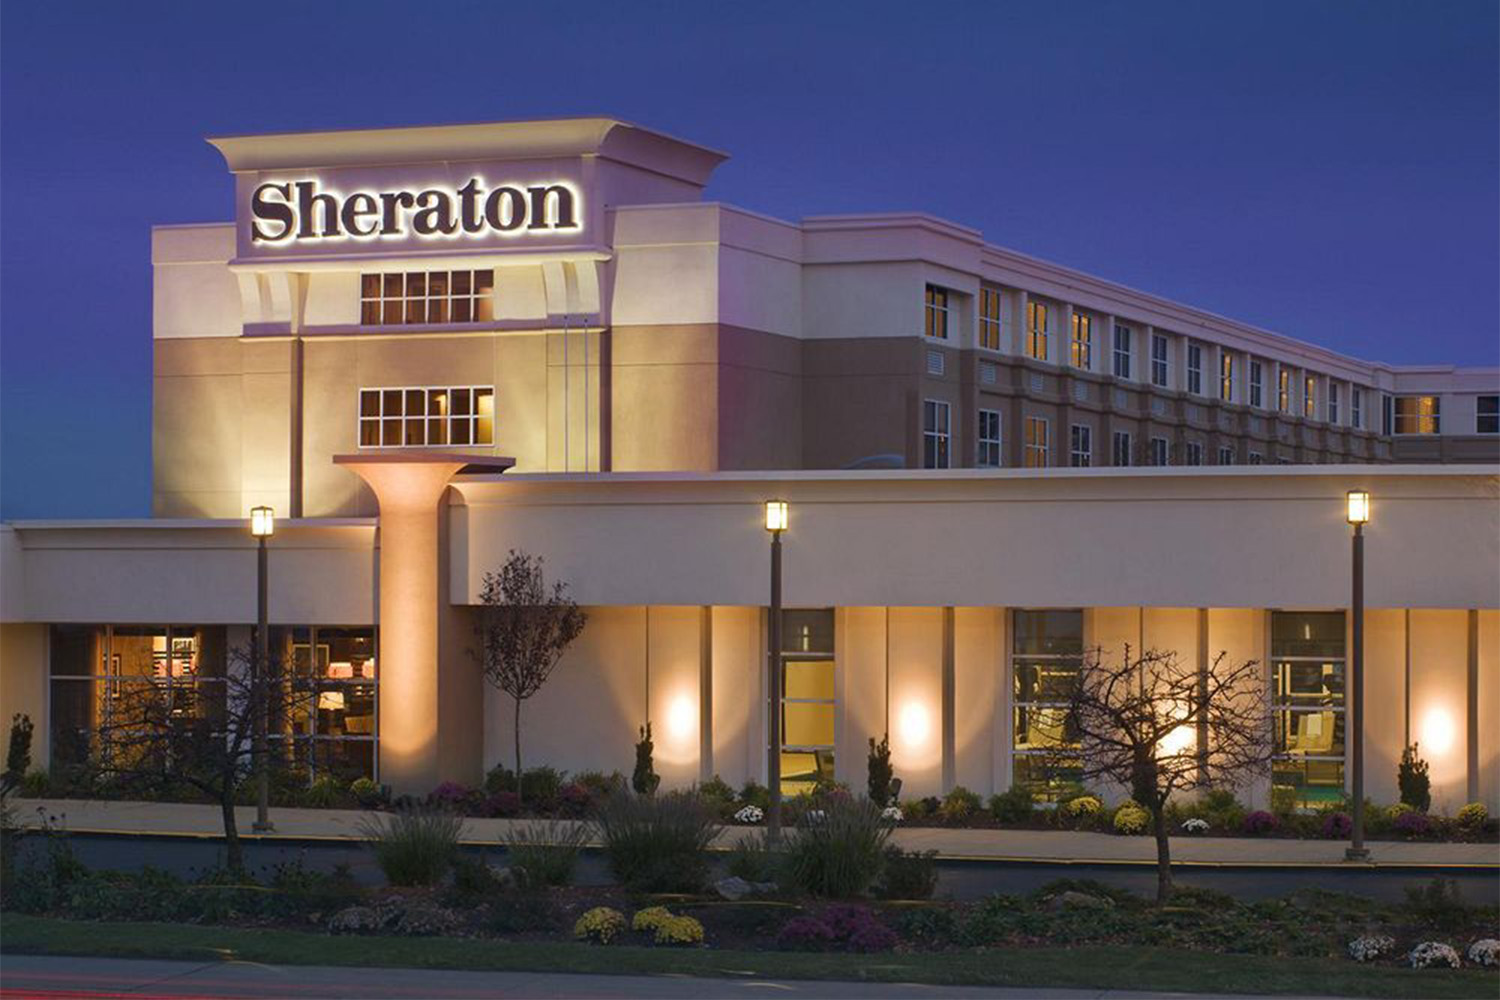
[249,178,581,243]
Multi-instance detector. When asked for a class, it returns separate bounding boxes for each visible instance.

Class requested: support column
[699,606,714,783]
[335,452,513,794]
[1468,609,1479,804]
[941,606,956,792]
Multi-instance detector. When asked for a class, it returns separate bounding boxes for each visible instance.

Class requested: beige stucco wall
[0,624,48,766]
[1409,609,1470,813]
[1364,609,1408,806]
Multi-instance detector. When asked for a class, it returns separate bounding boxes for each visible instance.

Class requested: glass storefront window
[276,626,378,782]
[1012,609,1083,800]
[1271,611,1346,808]
[779,609,834,796]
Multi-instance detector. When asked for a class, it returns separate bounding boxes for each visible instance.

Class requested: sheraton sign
[249,177,581,243]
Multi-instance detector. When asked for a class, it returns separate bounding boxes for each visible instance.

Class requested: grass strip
[1,913,1495,999]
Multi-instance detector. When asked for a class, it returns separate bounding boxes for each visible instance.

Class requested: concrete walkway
[12,797,1498,868]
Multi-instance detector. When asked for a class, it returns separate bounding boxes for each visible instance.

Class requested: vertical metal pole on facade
[1346,520,1368,861]
[254,534,273,833]
[767,528,783,841]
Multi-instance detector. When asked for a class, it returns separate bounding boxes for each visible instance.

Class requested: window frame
[358,385,495,449]
[1393,396,1442,435]
[1478,395,1500,435]
[1112,325,1131,379]
[1149,436,1170,466]
[978,286,1003,352]
[922,398,951,468]
[1024,416,1050,468]
[1071,313,1093,369]
[360,270,494,327]
[1150,333,1170,388]
[1069,424,1092,467]
[1027,301,1050,362]
[1186,343,1203,396]
[1249,360,1263,408]
[923,285,950,341]
[1111,430,1132,467]
[977,408,1003,467]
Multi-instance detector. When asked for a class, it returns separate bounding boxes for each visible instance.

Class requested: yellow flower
[631,906,674,933]
[654,914,705,946]
[573,907,626,944]
[1112,801,1150,835]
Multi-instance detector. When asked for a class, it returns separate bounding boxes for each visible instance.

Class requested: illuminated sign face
[249,177,582,244]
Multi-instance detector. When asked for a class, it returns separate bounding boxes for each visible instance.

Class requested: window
[1382,394,1394,435]
[1069,424,1092,467]
[360,270,494,325]
[979,287,1003,351]
[778,609,835,795]
[1394,396,1441,435]
[359,386,494,448]
[1351,388,1363,429]
[1219,351,1234,402]
[1112,430,1132,467]
[280,626,379,780]
[1271,611,1345,808]
[1150,334,1170,387]
[1149,436,1169,466]
[1112,325,1131,379]
[1278,368,1291,412]
[1027,301,1049,360]
[1217,446,1235,465]
[922,399,951,468]
[1249,451,1264,465]
[1326,383,1339,424]
[1186,343,1203,395]
[1012,610,1083,797]
[1071,313,1092,369]
[1184,441,1203,466]
[1303,376,1317,419]
[924,285,949,340]
[1479,395,1500,434]
[1024,416,1049,467]
[1249,360,1263,408]
[977,409,1002,467]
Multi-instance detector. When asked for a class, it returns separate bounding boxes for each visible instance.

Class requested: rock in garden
[328,905,383,934]
[715,876,753,900]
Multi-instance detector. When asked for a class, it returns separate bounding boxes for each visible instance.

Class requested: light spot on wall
[668,693,696,744]
[1420,707,1456,757]
[900,701,930,748]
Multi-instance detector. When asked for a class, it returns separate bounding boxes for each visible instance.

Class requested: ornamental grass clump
[781,795,892,898]
[597,790,714,892]
[501,819,591,886]
[358,808,465,887]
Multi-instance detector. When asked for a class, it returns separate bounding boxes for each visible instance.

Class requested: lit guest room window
[359,386,494,447]
[360,270,494,325]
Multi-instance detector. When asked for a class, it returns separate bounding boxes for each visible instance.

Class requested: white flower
[733,804,764,824]
[806,809,827,823]
[1347,934,1395,962]
[1181,818,1209,834]
[1408,942,1461,969]
[1467,939,1500,967]
[881,805,903,822]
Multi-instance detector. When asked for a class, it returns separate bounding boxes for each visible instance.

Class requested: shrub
[1241,810,1279,836]
[480,791,522,818]
[574,906,626,944]
[303,775,344,809]
[1467,939,1500,967]
[1061,794,1102,824]
[777,905,895,952]
[428,781,478,812]
[573,770,626,801]
[555,782,592,818]
[1408,941,1461,969]
[1348,934,1396,962]
[485,890,560,934]
[631,905,674,933]
[20,769,49,799]
[698,775,737,817]
[502,819,590,886]
[1457,802,1488,829]
[1113,801,1150,835]
[867,735,894,806]
[349,777,384,808]
[1398,744,1432,813]
[597,791,714,892]
[777,914,839,950]
[988,785,1034,825]
[900,798,931,822]
[654,914,705,945]
[1394,810,1433,838]
[1320,811,1353,839]
[447,854,504,905]
[738,781,771,811]
[938,785,981,822]
[358,808,465,887]
[727,832,781,883]
[1404,879,1469,931]
[875,846,938,900]
[781,795,892,898]
[632,724,659,795]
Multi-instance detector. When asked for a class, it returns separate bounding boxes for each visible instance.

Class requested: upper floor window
[1248,451,1264,465]
[923,399,951,468]
[1027,301,1049,361]
[1184,441,1204,466]
[1071,313,1093,369]
[1382,394,1394,435]
[1219,351,1234,402]
[1024,416,1050,467]
[1278,368,1291,412]
[1069,424,1092,467]
[360,270,494,325]
[1327,383,1340,424]
[1479,395,1499,434]
[1148,436,1170,466]
[1249,360,1264,408]
[1150,333,1170,388]
[1394,396,1440,435]
[977,409,1002,467]
[1186,343,1203,395]
[1303,376,1317,419]
[1351,387,1363,429]
[359,386,494,448]
[1112,325,1132,379]
[1112,430,1132,467]
[1217,446,1235,465]
[924,285,949,340]
[979,287,1003,351]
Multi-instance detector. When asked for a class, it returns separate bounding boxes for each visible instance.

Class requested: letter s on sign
[250,183,294,242]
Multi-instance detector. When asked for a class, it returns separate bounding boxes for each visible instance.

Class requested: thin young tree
[1049,644,1272,902]
[86,646,314,875]
[472,550,587,803]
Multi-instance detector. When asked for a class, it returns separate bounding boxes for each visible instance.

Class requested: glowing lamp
[765,499,789,533]
[250,505,276,537]
[1345,490,1370,526]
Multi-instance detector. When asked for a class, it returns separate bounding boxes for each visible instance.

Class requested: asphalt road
[0,955,1327,999]
[12,833,1497,903]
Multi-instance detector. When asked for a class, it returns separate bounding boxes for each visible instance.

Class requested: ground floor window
[1024,417,1050,467]
[1011,609,1082,798]
[1270,611,1345,809]
[779,609,835,796]
[273,626,378,782]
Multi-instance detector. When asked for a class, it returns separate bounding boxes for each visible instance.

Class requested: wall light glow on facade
[900,701,930,747]
[1420,706,1456,756]
[667,694,696,743]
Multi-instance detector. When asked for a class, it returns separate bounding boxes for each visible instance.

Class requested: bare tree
[86,646,314,874]
[1051,645,1272,902]
[472,550,587,802]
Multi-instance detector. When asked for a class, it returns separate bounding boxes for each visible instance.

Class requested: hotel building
[1,118,1496,812]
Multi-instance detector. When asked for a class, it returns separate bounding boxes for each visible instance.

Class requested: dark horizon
[2,0,1496,518]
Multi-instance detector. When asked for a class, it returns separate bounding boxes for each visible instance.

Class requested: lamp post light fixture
[1345,490,1370,862]
[764,499,788,840]
[249,506,275,834]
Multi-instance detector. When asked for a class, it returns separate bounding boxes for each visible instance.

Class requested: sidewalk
[13,797,1498,868]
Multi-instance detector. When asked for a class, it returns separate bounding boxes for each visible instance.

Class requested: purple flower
[1394,810,1432,837]
[1242,810,1279,835]
[777,915,838,951]
[429,781,476,809]
[480,791,522,818]
[1321,811,1353,839]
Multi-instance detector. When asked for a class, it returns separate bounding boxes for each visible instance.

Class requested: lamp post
[764,499,788,841]
[249,505,275,834]
[1344,490,1370,861]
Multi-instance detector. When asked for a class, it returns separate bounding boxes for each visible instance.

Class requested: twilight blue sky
[1,0,1496,518]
